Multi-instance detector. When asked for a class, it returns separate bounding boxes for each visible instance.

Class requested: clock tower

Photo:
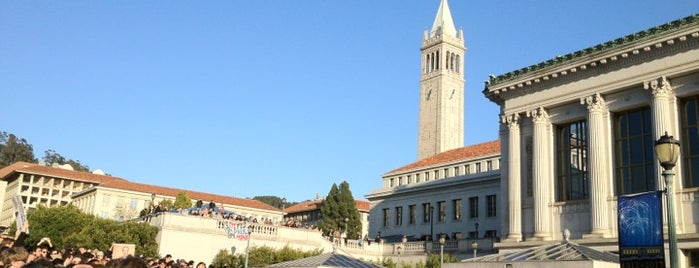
[418,0,465,160]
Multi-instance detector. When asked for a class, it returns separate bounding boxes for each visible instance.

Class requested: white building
[488,13,699,267]
[0,161,283,228]
[368,0,699,266]
[367,0,503,244]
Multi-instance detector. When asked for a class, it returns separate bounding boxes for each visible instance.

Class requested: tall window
[615,108,655,195]
[437,201,446,222]
[409,205,416,224]
[423,203,431,223]
[382,208,389,227]
[681,97,699,188]
[395,207,403,226]
[556,121,589,201]
[486,195,496,217]
[453,199,462,220]
[469,197,479,218]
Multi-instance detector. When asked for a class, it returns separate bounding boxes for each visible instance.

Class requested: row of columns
[502,76,677,241]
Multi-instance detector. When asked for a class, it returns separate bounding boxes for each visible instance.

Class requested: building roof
[484,14,699,92]
[96,179,280,211]
[467,240,619,263]
[0,162,280,212]
[384,140,500,176]
[430,0,457,38]
[266,253,383,268]
[0,162,128,184]
[284,199,370,214]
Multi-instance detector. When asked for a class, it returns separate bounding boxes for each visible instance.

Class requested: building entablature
[483,14,699,104]
[368,171,500,200]
[381,154,500,189]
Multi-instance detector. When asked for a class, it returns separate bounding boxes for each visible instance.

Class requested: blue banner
[617,190,665,267]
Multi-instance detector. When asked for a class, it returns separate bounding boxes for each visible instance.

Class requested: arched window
[425,54,430,73]
[436,51,440,70]
[446,51,451,70]
[456,54,461,73]
[451,52,456,71]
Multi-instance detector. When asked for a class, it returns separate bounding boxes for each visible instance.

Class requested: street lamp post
[655,132,680,268]
[439,234,445,268]
[244,224,254,268]
[430,206,435,241]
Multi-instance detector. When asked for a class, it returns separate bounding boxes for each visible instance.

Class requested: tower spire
[430,0,457,38]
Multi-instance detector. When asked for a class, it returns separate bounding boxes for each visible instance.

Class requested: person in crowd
[22,257,54,268]
[3,247,29,268]
[105,255,147,268]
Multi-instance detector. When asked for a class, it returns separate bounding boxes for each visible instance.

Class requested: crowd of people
[0,222,208,268]
[141,200,278,227]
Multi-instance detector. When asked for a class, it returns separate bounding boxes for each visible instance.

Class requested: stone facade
[486,14,699,266]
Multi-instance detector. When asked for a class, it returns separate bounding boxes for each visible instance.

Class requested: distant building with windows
[367,0,699,265]
[366,0,502,243]
[283,198,370,236]
[0,161,283,228]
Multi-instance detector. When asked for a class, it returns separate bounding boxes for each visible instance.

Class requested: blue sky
[2,1,697,203]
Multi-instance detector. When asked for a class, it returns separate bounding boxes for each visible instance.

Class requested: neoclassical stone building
[488,14,699,265]
[368,0,699,265]
[367,0,503,245]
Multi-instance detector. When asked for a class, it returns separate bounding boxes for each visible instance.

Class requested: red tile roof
[0,162,279,212]
[354,200,370,212]
[384,140,501,176]
[284,200,322,214]
[284,199,370,214]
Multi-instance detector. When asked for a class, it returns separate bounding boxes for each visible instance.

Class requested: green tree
[318,181,361,239]
[42,149,90,172]
[19,205,159,257]
[0,131,36,168]
[251,196,295,209]
[318,183,340,236]
[209,245,322,268]
[174,192,192,209]
[159,199,174,210]
[337,181,361,239]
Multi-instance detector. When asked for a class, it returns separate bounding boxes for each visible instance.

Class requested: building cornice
[483,14,699,104]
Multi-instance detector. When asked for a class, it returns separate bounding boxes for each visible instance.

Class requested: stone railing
[141,213,491,262]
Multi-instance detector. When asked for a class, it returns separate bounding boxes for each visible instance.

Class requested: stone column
[644,76,681,233]
[527,107,552,240]
[644,76,675,147]
[502,113,522,242]
[580,93,612,238]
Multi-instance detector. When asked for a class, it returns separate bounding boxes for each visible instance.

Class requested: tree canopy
[12,205,159,257]
[0,131,92,173]
[251,196,296,209]
[43,149,90,172]
[0,131,36,169]
[210,245,322,268]
[174,192,193,209]
[318,181,361,239]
